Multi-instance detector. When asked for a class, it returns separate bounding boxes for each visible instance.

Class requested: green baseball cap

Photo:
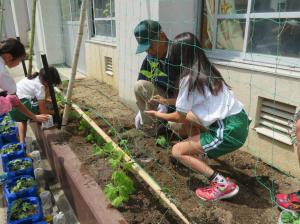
[134,20,162,54]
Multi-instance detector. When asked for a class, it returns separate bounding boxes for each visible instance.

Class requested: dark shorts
[9,98,39,122]
[200,110,250,159]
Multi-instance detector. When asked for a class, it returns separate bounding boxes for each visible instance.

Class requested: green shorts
[201,110,250,159]
[9,98,39,122]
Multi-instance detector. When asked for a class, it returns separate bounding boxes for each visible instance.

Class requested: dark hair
[0,38,26,59]
[169,32,230,96]
[28,66,61,86]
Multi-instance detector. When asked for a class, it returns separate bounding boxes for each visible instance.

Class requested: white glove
[135,111,143,129]
[157,104,168,113]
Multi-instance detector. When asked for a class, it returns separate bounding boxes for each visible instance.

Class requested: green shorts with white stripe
[200,110,250,159]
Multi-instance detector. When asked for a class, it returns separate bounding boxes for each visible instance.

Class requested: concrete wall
[217,64,300,178]
[10,0,30,45]
[27,0,65,69]
[85,41,118,89]
[62,21,87,74]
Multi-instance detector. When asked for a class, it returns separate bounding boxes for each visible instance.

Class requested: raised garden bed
[54,78,300,224]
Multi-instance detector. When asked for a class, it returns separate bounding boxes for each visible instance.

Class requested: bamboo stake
[62,0,88,126]
[28,0,37,75]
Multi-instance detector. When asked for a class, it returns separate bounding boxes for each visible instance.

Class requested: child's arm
[149,95,176,106]
[144,110,186,123]
[16,102,49,122]
[38,100,54,115]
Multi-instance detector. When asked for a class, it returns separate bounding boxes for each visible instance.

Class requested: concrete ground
[0,62,80,224]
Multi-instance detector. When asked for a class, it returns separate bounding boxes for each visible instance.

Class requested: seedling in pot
[0,114,13,126]
[10,177,37,193]
[0,125,16,134]
[9,199,37,221]
[9,159,32,171]
[0,143,21,154]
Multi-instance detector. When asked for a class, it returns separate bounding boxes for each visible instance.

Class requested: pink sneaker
[276,192,300,212]
[195,178,239,201]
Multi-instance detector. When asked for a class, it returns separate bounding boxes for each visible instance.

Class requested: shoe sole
[196,186,240,201]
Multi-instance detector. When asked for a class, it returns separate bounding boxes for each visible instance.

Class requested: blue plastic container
[33,222,48,224]
[1,126,18,143]
[0,113,6,123]
[4,175,37,204]
[7,197,43,224]
[7,158,34,178]
[0,143,26,172]
[0,135,3,148]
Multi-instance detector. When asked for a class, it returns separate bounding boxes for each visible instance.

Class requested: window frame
[90,0,116,43]
[203,0,300,68]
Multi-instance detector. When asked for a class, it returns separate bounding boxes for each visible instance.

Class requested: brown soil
[62,78,299,224]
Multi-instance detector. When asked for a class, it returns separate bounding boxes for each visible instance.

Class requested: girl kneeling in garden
[145,32,250,201]
[10,67,61,143]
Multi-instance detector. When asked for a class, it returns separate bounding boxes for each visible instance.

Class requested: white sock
[212,173,227,184]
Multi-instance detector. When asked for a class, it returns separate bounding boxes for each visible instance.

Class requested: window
[60,0,82,21]
[91,0,116,40]
[201,0,300,66]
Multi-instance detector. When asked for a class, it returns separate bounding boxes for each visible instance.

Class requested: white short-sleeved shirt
[16,76,45,101]
[0,57,17,94]
[176,75,243,127]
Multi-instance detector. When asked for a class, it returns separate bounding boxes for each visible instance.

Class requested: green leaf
[140,70,153,79]
[104,183,118,201]
[111,196,125,207]
[85,134,94,143]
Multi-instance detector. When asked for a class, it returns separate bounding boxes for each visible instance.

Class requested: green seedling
[104,170,135,208]
[108,127,116,136]
[140,59,167,81]
[155,136,169,148]
[68,111,80,121]
[11,177,36,193]
[78,119,90,131]
[9,159,32,171]
[0,125,16,134]
[281,211,300,223]
[0,143,21,154]
[85,133,95,143]
[9,199,37,221]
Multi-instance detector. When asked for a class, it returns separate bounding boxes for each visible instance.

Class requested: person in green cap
[133,20,177,134]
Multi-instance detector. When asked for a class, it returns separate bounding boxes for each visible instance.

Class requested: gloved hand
[157,104,168,113]
[135,111,143,129]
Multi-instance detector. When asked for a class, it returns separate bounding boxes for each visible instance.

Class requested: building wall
[62,22,87,74]
[85,41,118,89]
[217,64,300,178]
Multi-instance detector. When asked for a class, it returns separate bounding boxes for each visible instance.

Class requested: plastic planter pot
[1,126,19,143]
[1,143,26,172]
[7,197,43,224]
[4,175,38,204]
[0,113,6,123]
[7,158,34,179]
